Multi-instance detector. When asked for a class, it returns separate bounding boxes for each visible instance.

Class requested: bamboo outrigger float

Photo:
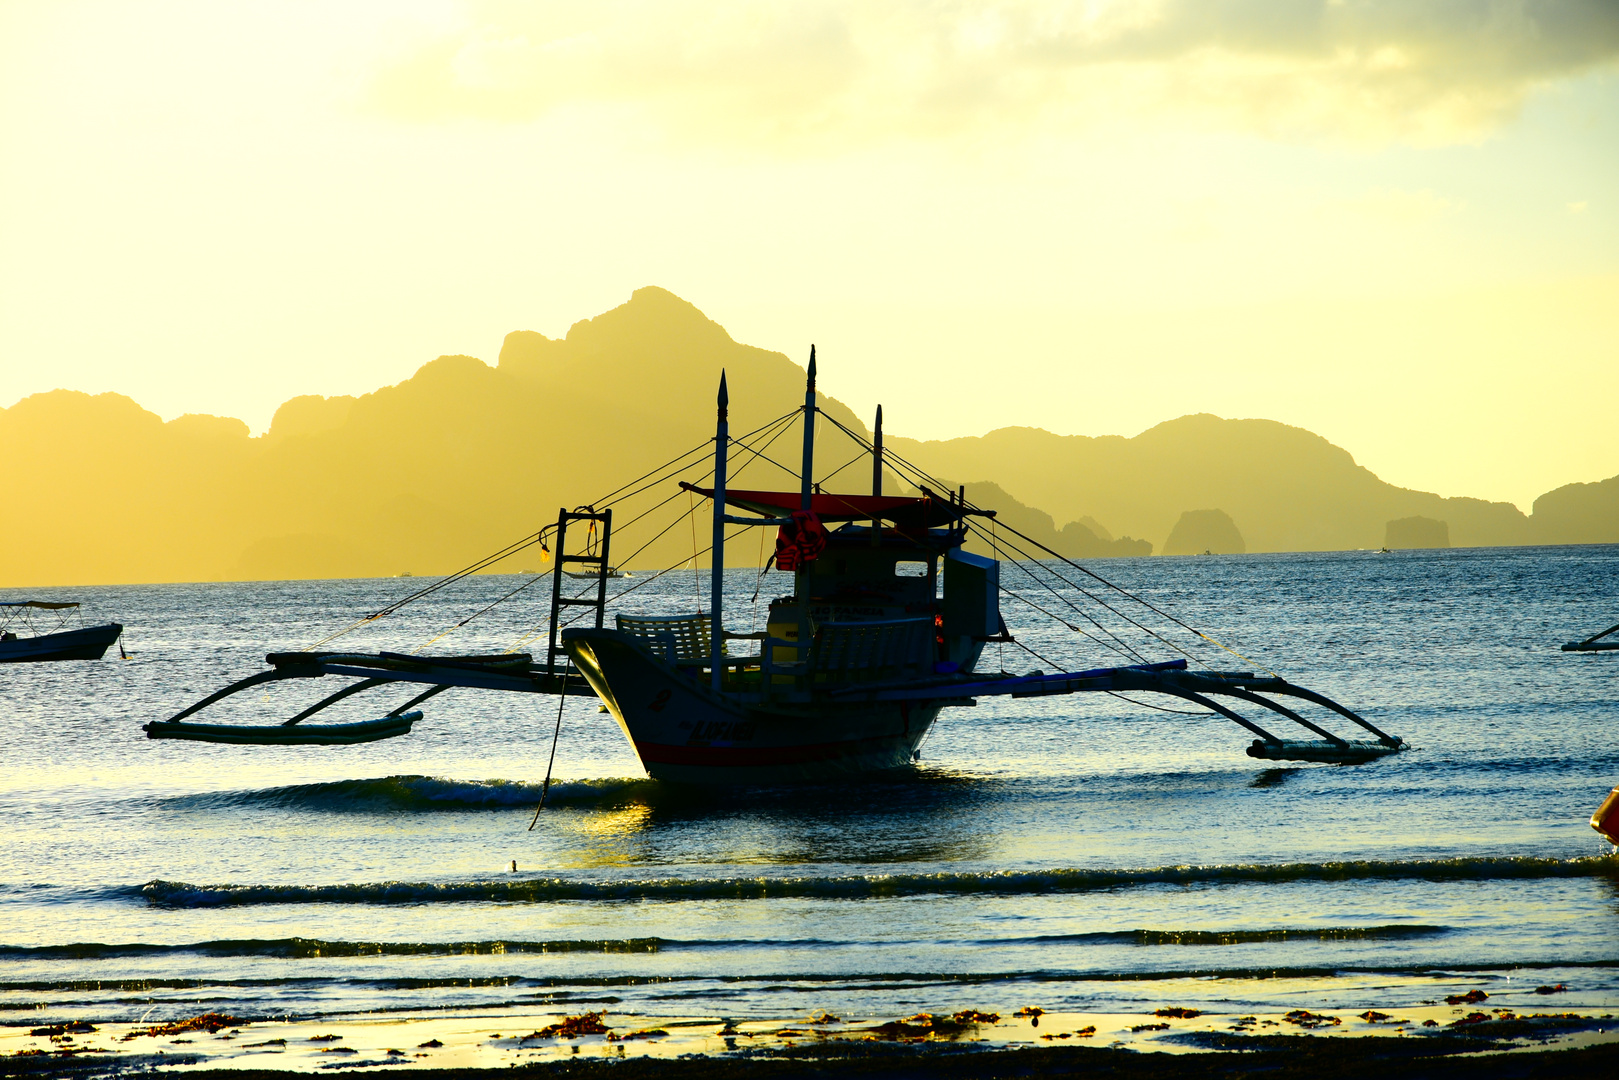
[147,351,1403,776]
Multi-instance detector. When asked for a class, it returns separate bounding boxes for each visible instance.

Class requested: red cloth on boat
[774,511,828,572]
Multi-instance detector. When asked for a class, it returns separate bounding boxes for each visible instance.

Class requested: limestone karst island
[3,287,1615,589]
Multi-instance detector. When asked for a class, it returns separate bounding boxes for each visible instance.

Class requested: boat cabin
[679,484,1002,688]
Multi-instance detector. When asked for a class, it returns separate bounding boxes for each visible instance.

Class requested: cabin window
[894,561,928,578]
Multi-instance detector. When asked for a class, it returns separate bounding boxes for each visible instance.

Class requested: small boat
[565,568,627,579]
[0,602,122,663]
[1562,621,1619,652]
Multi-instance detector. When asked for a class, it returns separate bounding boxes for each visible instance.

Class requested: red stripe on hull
[634,735,902,768]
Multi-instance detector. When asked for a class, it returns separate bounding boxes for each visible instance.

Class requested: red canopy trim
[680,483,983,528]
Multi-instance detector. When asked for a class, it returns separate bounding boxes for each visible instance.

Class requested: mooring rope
[530,672,570,828]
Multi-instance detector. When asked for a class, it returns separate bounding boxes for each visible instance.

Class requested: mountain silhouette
[1162,510,1245,556]
[2,286,1616,587]
[1385,516,1451,550]
[887,417,1571,554]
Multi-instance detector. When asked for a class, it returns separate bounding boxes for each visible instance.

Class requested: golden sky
[2,1,1616,510]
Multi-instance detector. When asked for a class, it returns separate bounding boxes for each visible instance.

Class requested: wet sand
[6,1001,1617,1077]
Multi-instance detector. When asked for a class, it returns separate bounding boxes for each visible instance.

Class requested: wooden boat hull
[0,622,122,663]
[564,629,941,785]
[144,710,420,745]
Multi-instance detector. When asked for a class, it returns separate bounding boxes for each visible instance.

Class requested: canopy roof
[681,483,983,529]
[1,601,79,609]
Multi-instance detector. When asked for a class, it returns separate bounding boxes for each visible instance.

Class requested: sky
[2,0,1616,511]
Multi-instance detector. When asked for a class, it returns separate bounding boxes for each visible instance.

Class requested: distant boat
[1562,621,1619,653]
[0,602,123,663]
[564,568,628,579]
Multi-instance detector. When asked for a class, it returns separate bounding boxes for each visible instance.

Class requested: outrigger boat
[147,352,1404,779]
[0,602,122,663]
[1563,621,1619,653]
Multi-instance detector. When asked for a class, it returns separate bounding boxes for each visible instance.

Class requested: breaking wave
[998,925,1450,947]
[160,775,655,813]
[136,855,1619,908]
[0,925,1448,962]
[0,937,665,961]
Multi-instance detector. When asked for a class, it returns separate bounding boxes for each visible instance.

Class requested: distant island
[2,286,1616,587]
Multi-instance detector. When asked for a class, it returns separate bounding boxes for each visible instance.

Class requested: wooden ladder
[546,507,613,675]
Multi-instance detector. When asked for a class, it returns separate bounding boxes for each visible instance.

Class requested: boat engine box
[943,549,999,639]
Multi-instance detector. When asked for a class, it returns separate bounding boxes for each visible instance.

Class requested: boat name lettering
[686,720,756,745]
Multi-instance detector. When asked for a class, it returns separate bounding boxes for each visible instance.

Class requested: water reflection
[543,769,1003,868]
[565,803,656,867]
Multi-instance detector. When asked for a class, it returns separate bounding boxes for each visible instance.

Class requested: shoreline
[6,1000,1617,1077]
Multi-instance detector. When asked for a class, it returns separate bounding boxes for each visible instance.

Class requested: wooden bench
[616,613,723,665]
[618,613,933,690]
[804,617,934,685]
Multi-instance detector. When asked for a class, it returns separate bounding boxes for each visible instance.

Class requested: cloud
[366,1,1619,146]
[1343,187,1459,223]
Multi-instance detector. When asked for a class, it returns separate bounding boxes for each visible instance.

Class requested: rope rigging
[813,408,1276,677]
[298,384,1273,685]
[306,407,803,655]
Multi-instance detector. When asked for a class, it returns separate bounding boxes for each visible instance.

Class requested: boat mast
[871,404,882,540]
[800,346,816,511]
[711,371,728,692]
[798,348,816,664]
[872,404,883,497]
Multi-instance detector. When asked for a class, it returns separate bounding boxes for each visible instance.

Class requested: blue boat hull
[0,623,122,663]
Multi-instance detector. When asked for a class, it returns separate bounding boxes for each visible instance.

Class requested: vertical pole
[872,404,883,496]
[593,509,611,628]
[546,510,568,675]
[870,404,883,543]
[797,348,816,669]
[800,346,816,512]
[711,371,728,693]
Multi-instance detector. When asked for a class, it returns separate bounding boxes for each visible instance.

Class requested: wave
[0,925,1449,963]
[161,775,655,813]
[0,937,665,961]
[997,925,1450,947]
[135,854,1619,908]
[6,960,1618,1000]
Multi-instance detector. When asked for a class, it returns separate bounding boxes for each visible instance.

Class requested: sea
[2,544,1617,1031]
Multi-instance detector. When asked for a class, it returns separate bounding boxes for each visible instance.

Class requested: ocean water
[2,545,1618,1028]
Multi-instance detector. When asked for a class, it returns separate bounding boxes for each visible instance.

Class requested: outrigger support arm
[1245,679,1401,746]
[387,683,453,716]
[1143,685,1284,745]
[828,659,1402,764]
[1563,620,1619,652]
[283,677,390,726]
[147,651,596,743]
[1213,685,1348,747]
[164,667,320,725]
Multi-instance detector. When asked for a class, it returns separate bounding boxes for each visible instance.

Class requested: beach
[6,1003,1619,1077]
